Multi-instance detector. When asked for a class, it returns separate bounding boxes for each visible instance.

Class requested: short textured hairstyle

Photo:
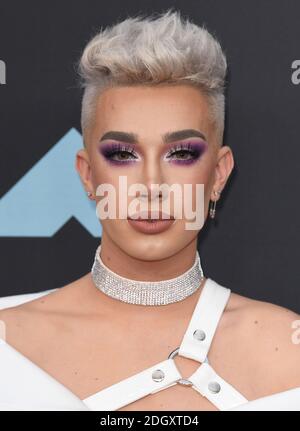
[76,8,228,146]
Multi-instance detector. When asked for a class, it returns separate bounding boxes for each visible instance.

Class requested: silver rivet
[193,329,206,341]
[208,381,221,394]
[152,369,165,382]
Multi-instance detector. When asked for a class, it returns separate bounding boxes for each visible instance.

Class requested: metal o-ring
[167,347,199,387]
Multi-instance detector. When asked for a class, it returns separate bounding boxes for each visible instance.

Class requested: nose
[138,153,166,204]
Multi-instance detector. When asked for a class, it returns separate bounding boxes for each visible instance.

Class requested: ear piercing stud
[87,191,95,200]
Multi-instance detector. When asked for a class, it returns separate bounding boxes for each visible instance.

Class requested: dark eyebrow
[99,129,207,144]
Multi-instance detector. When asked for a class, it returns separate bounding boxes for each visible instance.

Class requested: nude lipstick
[127,211,175,234]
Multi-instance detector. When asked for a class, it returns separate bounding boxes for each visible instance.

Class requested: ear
[210,145,235,200]
[75,148,95,197]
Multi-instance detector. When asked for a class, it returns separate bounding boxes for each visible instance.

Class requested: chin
[106,219,198,261]
[115,233,177,261]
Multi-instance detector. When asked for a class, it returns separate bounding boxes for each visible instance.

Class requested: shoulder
[0,274,93,346]
[0,288,58,342]
[0,289,58,311]
[227,288,300,390]
[233,292,300,352]
[228,288,300,332]
[0,272,93,312]
[0,272,93,325]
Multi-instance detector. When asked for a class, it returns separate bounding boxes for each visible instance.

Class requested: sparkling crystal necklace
[91,244,204,306]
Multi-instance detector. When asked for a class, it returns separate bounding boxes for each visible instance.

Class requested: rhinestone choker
[91,245,204,306]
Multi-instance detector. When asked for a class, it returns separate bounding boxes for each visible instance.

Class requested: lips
[127,212,175,234]
[127,210,174,221]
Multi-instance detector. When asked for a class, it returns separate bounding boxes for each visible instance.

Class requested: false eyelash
[165,142,199,158]
[102,143,139,158]
[100,140,205,165]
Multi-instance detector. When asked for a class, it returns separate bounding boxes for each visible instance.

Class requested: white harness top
[0,278,300,411]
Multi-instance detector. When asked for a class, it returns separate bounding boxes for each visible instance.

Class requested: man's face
[77,84,231,261]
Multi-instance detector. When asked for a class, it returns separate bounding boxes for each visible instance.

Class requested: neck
[99,233,199,282]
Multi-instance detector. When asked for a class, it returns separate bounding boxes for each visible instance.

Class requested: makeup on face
[98,139,208,166]
[162,140,207,165]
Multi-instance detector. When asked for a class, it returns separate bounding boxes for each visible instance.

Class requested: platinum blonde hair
[76,8,227,146]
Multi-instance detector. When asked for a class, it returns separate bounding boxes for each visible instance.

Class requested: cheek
[184,158,214,193]
[164,168,211,214]
[90,155,118,189]
[164,164,210,189]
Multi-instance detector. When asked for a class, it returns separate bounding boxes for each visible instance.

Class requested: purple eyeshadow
[165,140,207,165]
[98,140,207,166]
[98,142,139,165]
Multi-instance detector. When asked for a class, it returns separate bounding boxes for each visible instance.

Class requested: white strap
[227,387,300,411]
[189,362,248,410]
[82,278,248,411]
[83,359,182,411]
[179,278,231,363]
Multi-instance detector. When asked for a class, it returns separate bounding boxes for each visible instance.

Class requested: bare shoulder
[0,273,92,330]
[227,289,300,389]
[228,288,300,327]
